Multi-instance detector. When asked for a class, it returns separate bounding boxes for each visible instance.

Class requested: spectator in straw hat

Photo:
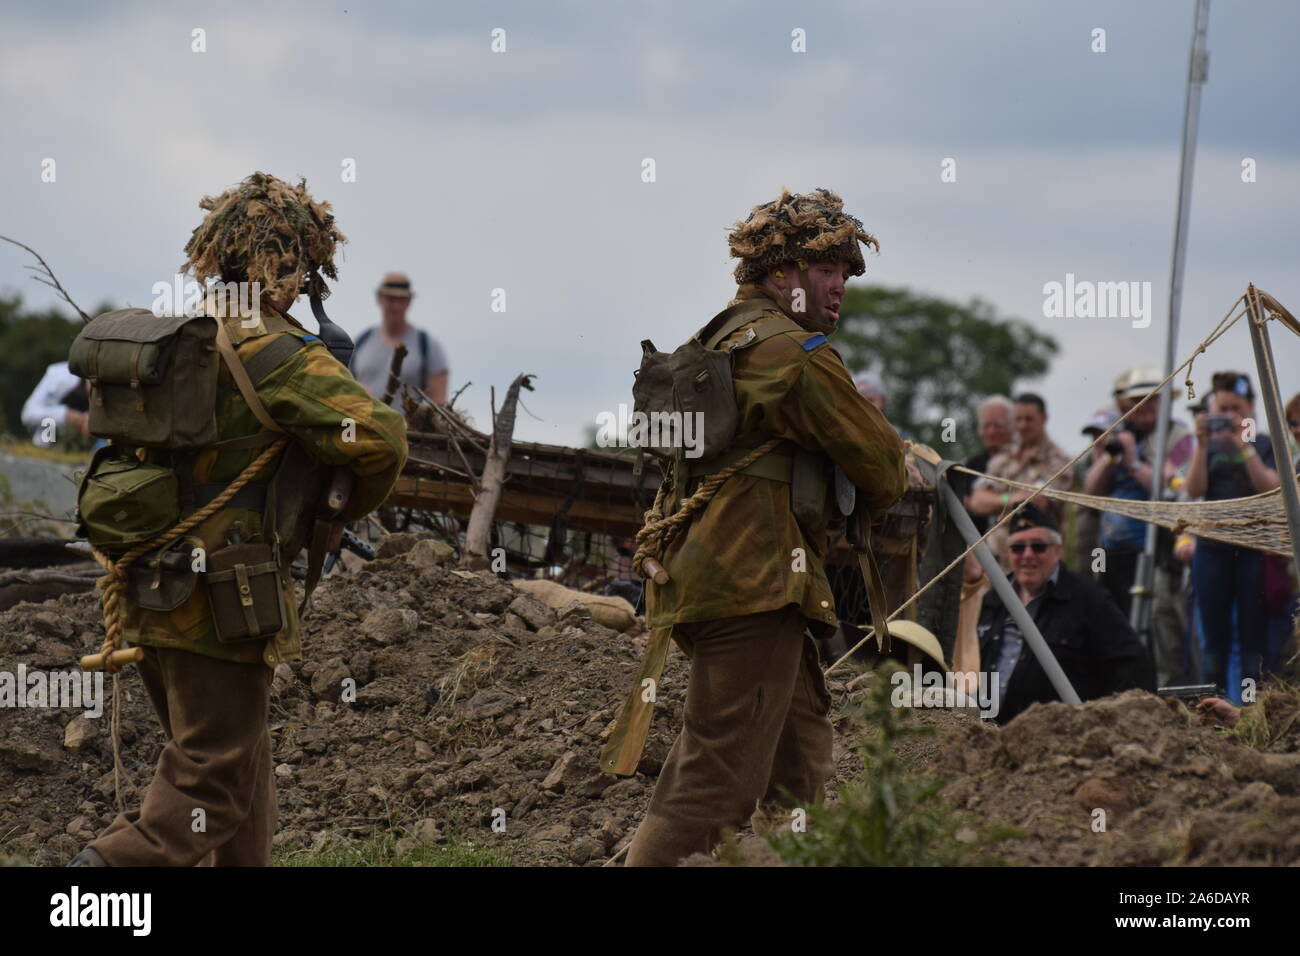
[349,272,449,407]
[1083,367,1192,610]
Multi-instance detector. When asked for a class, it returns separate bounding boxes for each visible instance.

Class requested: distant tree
[0,294,85,438]
[834,285,1058,458]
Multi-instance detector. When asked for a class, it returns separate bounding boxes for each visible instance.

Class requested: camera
[1104,422,1131,456]
[1205,414,1233,434]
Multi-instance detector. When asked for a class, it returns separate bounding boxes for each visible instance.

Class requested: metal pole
[1245,286,1300,570]
[939,481,1082,706]
[1131,0,1211,638]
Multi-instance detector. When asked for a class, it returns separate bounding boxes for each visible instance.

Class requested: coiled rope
[86,436,288,809]
[632,438,784,580]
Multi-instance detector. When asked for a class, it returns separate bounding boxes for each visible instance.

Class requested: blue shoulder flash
[802,333,828,352]
[301,335,321,343]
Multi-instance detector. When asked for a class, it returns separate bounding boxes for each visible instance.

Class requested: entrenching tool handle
[641,557,669,584]
[81,647,144,671]
[601,626,674,776]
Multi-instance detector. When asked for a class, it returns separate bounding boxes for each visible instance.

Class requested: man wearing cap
[1083,366,1195,683]
[349,272,450,407]
[976,504,1154,723]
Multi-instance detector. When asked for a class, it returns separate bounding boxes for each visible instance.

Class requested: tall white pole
[1130,0,1211,649]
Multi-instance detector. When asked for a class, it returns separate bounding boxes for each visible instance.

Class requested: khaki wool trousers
[626,604,834,866]
[90,646,276,867]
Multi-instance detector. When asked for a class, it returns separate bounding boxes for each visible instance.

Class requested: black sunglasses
[1009,542,1050,555]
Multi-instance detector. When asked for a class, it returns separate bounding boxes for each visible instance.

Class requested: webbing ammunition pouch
[125,536,202,612]
[69,309,220,448]
[791,449,832,543]
[76,445,181,557]
[205,542,285,643]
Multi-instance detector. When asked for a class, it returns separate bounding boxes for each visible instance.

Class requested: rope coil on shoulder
[633,437,784,581]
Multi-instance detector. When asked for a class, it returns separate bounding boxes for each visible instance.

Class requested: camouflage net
[955,468,1294,557]
[183,171,346,308]
[728,187,878,283]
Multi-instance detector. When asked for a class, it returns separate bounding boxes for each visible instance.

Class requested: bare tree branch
[0,235,91,322]
[448,380,471,409]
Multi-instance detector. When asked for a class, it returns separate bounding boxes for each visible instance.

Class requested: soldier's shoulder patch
[801,333,828,351]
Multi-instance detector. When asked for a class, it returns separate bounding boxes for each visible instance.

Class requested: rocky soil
[1,530,1297,866]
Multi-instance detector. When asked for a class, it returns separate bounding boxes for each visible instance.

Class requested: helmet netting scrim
[728,187,878,284]
[183,171,346,307]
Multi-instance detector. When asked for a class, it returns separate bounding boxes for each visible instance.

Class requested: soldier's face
[804,261,851,324]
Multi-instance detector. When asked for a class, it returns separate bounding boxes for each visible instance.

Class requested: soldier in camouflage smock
[74,174,407,867]
[623,189,906,866]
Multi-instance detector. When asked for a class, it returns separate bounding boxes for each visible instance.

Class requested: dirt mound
[0,535,693,866]
[4,533,1297,867]
[935,689,1300,866]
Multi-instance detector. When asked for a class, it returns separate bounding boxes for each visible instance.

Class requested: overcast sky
[3,0,1298,457]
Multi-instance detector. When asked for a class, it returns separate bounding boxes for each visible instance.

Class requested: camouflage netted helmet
[183,171,346,309]
[728,187,878,284]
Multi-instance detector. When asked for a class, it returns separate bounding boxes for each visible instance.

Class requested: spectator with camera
[1083,367,1194,613]
[1184,371,1280,698]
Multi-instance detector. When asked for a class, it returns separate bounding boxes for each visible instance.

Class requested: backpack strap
[418,329,430,385]
[700,299,806,352]
[352,327,374,367]
[243,333,311,383]
[698,299,775,350]
[213,320,286,437]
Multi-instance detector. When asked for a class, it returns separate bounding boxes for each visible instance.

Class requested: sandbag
[512,579,638,632]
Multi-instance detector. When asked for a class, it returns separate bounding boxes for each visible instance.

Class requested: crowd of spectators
[962,366,1297,706]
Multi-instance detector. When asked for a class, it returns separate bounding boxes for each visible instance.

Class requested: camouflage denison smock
[645,283,906,636]
[122,304,408,667]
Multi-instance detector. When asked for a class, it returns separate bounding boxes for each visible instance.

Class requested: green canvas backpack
[68,308,311,560]
[632,298,832,536]
[68,309,221,557]
[68,309,222,447]
[632,299,800,462]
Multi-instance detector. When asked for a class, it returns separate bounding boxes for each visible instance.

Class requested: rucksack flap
[629,300,794,464]
[69,308,221,449]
